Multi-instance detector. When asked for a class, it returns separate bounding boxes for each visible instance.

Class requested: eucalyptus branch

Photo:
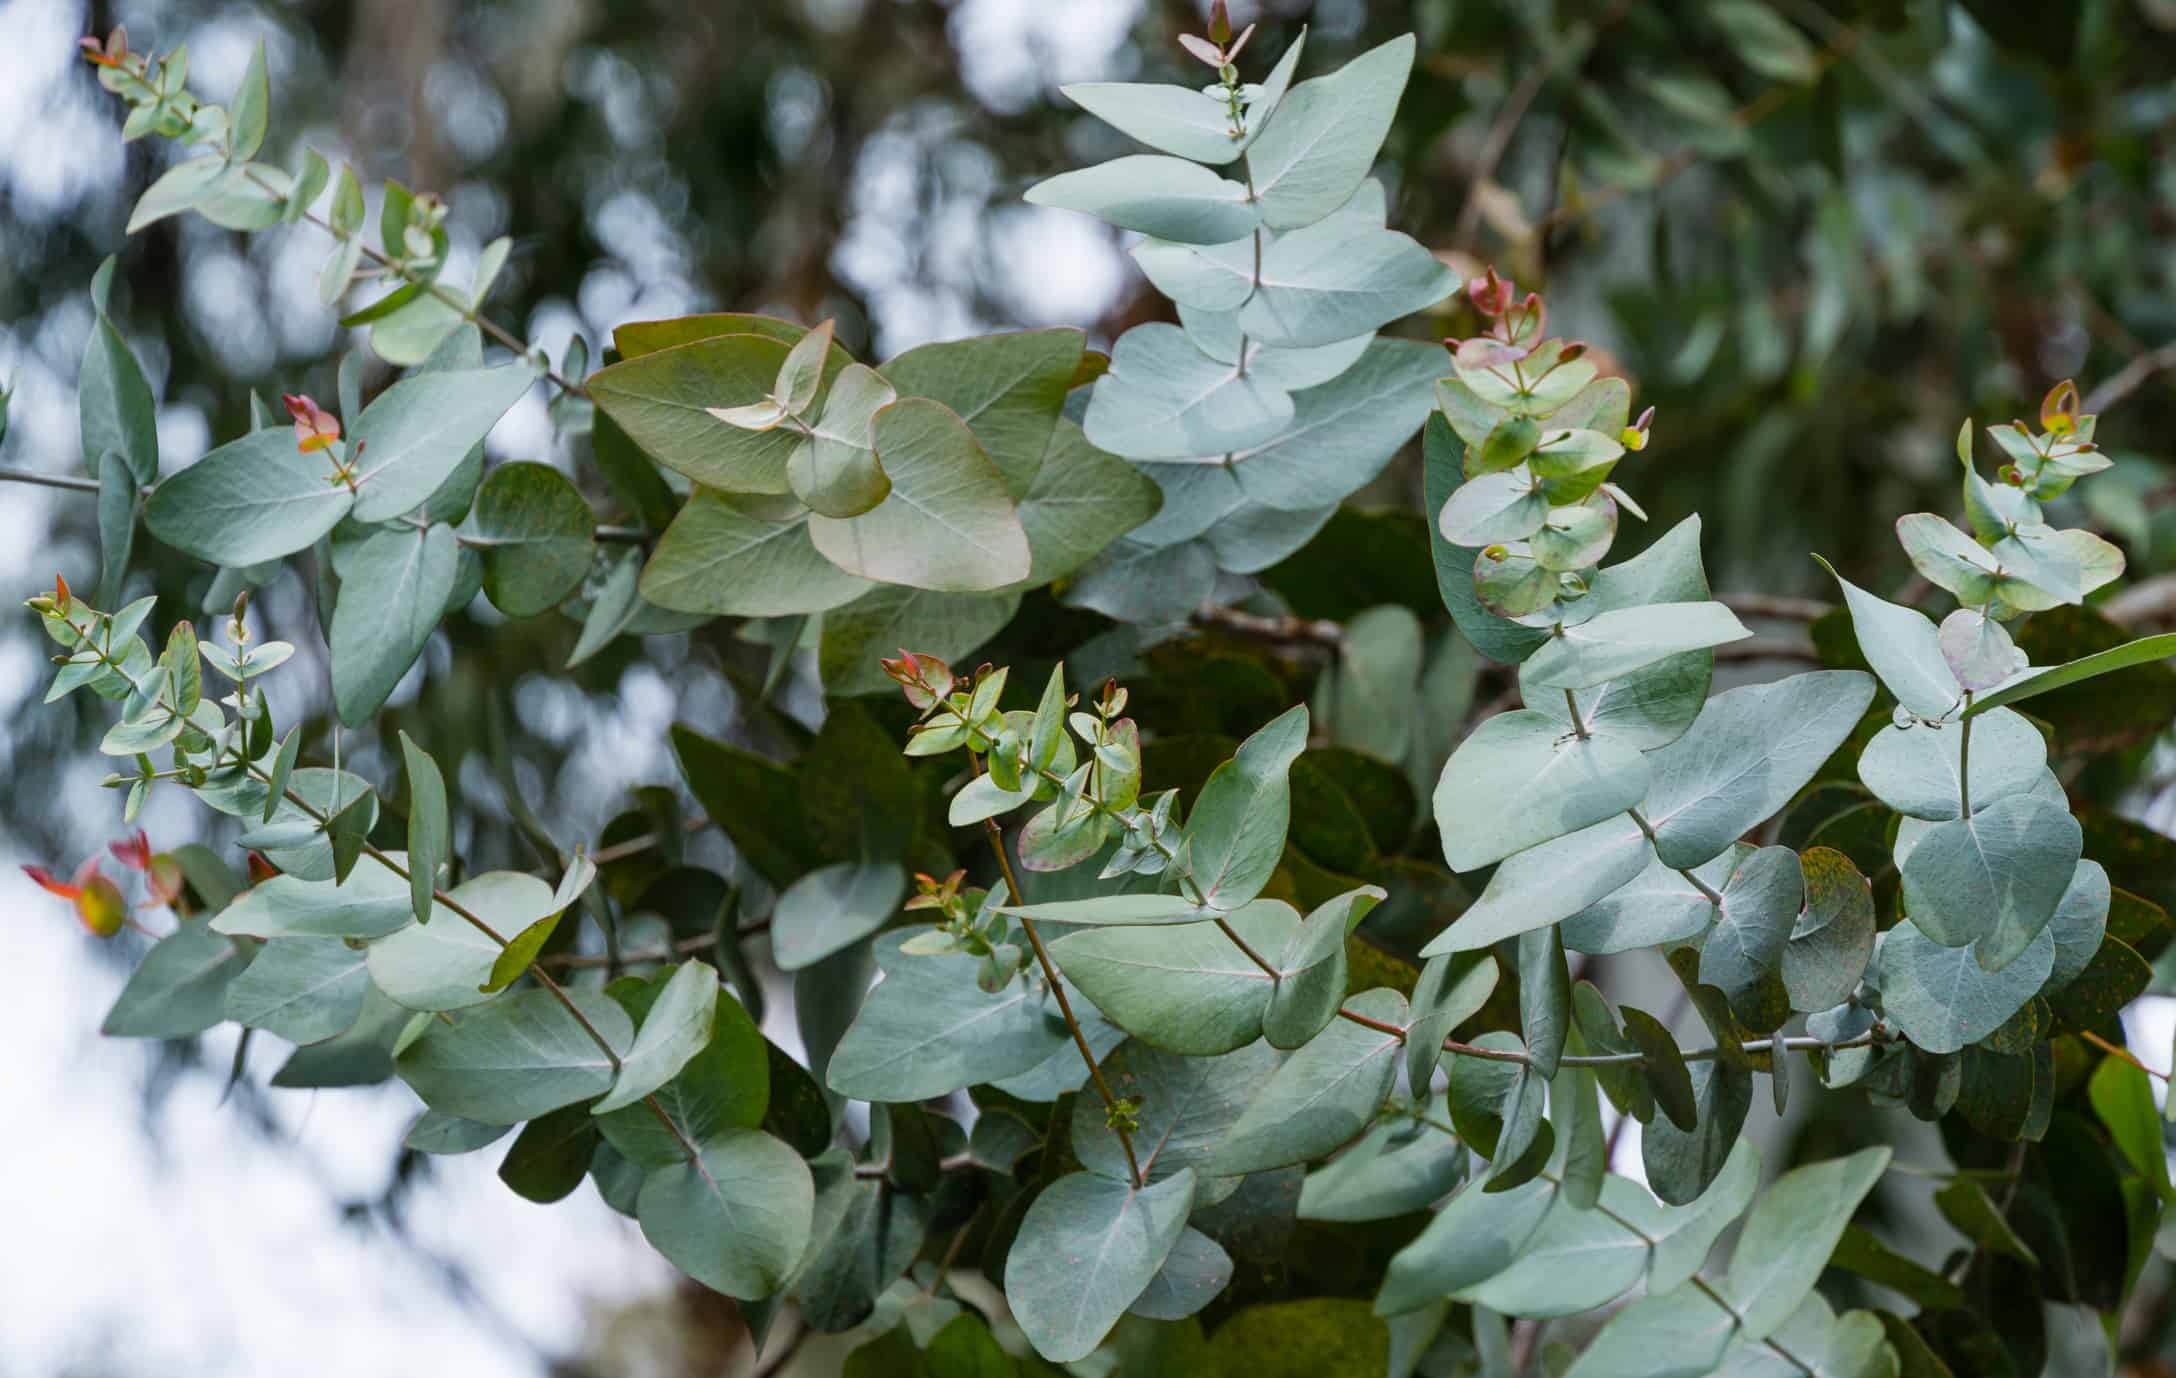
[970,753,1145,1189]
[232,173,585,398]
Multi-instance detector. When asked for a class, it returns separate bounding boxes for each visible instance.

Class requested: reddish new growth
[23,858,129,938]
[881,648,955,711]
[1180,2,1255,69]
[283,394,342,454]
[77,26,129,69]
[25,829,188,938]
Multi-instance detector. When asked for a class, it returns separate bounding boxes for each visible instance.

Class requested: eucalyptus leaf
[1639,671,1875,870]
[224,937,369,1045]
[396,987,633,1124]
[144,428,355,566]
[1245,35,1415,229]
[637,1128,814,1299]
[1025,155,1258,244]
[348,363,537,522]
[771,862,907,972]
[1211,988,1407,1175]
[809,398,1032,591]
[1005,1169,1197,1362]
[1433,709,1652,873]
[826,930,1070,1101]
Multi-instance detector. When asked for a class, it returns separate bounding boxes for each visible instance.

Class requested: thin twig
[971,757,1144,1188]
[0,466,101,494]
[2082,341,2176,414]
[240,167,584,397]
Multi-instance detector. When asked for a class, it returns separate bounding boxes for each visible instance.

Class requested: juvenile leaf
[1897,795,2081,957]
[469,462,597,617]
[1025,155,1258,244]
[1521,604,1751,691]
[1719,1147,1892,1339]
[1857,709,2044,821]
[1085,323,1296,461]
[1433,709,1652,873]
[101,923,251,1038]
[597,985,770,1166]
[397,987,633,1123]
[1640,671,1875,870]
[212,853,413,940]
[1820,563,1964,720]
[1246,35,1415,228]
[809,398,1031,591]
[81,304,158,487]
[1518,926,1572,1078]
[399,733,447,925]
[1005,1169,1197,1362]
[1010,419,1162,586]
[145,428,355,566]
[883,327,1084,498]
[1699,846,1803,1032]
[641,487,872,616]
[1051,901,1297,1053]
[826,930,1070,1101]
[1073,1041,1274,1194]
[370,872,553,1011]
[1875,918,2054,1055]
[1240,221,1459,348]
[771,862,907,972]
[1643,1059,1753,1205]
[348,363,537,522]
[787,362,894,517]
[1561,846,1736,956]
[1406,949,1499,1092]
[1429,814,1652,955]
[330,523,459,725]
[1130,1227,1235,1321]
[589,331,838,491]
[1264,885,1385,1048]
[1185,705,1309,909]
[224,937,369,1045]
[1781,848,1876,1013]
[594,960,720,1113]
[1377,1174,1556,1314]
[1211,988,1407,1174]
[1298,1094,1467,1222]
[482,911,562,994]
[638,1128,815,1299]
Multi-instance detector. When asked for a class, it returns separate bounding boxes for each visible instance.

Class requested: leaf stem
[970,757,1144,1188]
[1957,692,1974,818]
[1563,687,1590,740]
[1628,806,1723,906]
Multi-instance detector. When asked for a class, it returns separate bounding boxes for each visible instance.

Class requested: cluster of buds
[900,869,1028,992]
[1982,379,2108,500]
[24,829,183,938]
[1451,270,1657,456]
[1179,3,1257,136]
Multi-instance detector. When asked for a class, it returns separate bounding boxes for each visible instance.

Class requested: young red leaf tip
[110,829,154,872]
[1226,23,1255,62]
[1178,32,1224,68]
[54,573,72,606]
[2040,379,2079,435]
[246,851,278,885]
[283,393,341,454]
[1466,268,1513,317]
[23,863,77,900]
[1207,1,1232,45]
[881,648,955,710]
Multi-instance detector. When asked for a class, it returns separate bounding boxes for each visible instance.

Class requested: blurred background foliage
[8,0,2176,1374]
